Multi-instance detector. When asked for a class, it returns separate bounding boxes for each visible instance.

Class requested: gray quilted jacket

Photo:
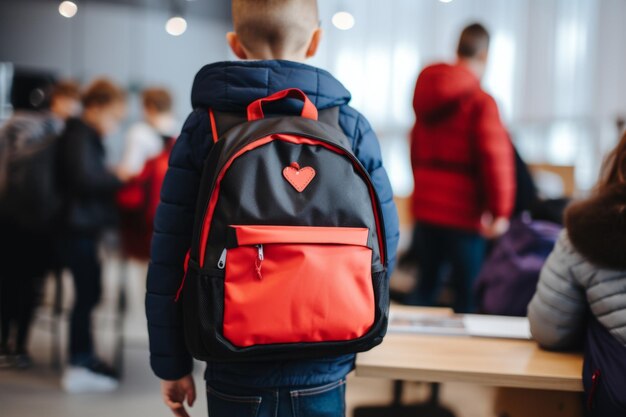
[528,185,626,349]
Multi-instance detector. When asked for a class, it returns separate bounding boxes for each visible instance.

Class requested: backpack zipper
[587,369,601,411]
[197,133,387,269]
[255,244,264,280]
[217,248,227,269]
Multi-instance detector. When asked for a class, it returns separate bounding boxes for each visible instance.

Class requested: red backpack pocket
[221,225,375,347]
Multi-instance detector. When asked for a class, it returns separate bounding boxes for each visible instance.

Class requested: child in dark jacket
[146,1,399,417]
[57,79,126,392]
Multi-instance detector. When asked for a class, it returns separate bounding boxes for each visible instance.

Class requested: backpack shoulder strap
[209,109,248,143]
[317,107,341,131]
[209,106,342,143]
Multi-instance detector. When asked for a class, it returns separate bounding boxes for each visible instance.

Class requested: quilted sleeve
[145,109,212,380]
[342,110,400,276]
[527,231,588,350]
[474,95,516,219]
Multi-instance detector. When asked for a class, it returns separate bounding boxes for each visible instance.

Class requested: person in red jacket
[408,23,515,313]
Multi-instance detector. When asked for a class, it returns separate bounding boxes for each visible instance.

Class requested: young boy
[57,79,126,392]
[0,80,80,370]
[117,87,177,181]
[147,1,399,416]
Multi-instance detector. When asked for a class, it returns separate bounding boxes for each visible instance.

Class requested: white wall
[1,0,625,191]
[311,0,626,127]
[0,1,230,121]
[311,0,626,193]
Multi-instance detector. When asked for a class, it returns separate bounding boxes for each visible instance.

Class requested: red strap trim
[198,134,385,267]
[232,225,369,247]
[247,88,318,121]
[209,108,219,143]
[174,250,191,302]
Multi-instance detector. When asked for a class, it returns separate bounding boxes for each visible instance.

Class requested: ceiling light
[439,0,454,3]
[332,11,355,31]
[165,16,187,36]
[58,1,78,18]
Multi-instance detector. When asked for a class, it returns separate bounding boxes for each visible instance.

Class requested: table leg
[353,382,457,417]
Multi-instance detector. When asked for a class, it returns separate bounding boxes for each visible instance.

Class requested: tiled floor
[0,256,496,417]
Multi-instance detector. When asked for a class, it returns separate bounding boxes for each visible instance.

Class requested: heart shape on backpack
[282,162,316,192]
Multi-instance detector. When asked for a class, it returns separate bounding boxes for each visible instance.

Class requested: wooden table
[356,307,584,392]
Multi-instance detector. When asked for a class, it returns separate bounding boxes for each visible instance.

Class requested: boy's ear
[305,28,323,59]
[226,32,248,60]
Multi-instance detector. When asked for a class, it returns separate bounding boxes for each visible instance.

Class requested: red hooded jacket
[410,63,515,232]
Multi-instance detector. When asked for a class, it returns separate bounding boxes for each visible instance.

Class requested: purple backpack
[475,216,561,316]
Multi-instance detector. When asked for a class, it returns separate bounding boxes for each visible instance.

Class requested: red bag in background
[117,137,174,260]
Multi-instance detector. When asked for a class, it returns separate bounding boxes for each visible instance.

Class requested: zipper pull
[255,244,263,280]
[587,369,601,411]
[217,249,227,269]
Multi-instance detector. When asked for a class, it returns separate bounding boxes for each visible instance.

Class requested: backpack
[475,215,561,316]
[0,112,63,231]
[177,88,389,362]
[117,135,175,260]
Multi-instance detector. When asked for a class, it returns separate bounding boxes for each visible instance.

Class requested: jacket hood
[190,60,351,112]
[565,184,626,269]
[413,63,481,122]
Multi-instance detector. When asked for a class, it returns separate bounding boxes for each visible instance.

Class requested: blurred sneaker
[62,360,119,393]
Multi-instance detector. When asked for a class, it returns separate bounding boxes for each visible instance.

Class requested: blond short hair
[232,0,319,57]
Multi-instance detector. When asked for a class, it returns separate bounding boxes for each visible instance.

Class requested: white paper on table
[387,311,531,340]
[462,314,531,339]
[388,312,467,336]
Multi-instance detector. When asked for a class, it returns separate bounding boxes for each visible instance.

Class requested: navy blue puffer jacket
[146,60,399,386]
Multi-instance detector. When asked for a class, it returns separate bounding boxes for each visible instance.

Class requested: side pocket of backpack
[370,265,390,344]
[182,264,225,359]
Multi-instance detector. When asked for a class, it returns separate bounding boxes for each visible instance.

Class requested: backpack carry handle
[247,88,318,121]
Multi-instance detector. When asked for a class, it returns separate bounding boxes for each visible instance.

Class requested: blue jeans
[206,379,346,417]
[406,224,486,313]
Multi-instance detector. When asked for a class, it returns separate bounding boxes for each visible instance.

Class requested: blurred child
[57,79,126,393]
[146,1,399,416]
[0,80,80,369]
[116,87,177,260]
[408,23,515,313]
[117,87,177,181]
[528,131,626,416]
[116,88,177,333]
